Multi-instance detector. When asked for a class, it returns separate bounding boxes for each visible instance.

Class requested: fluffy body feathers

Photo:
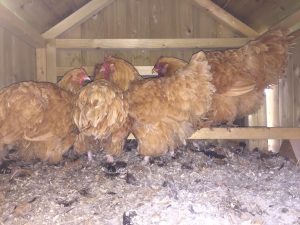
[94,56,143,91]
[73,79,129,156]
[0,82,77,163]
[57,67,90,94]
[153,29,290,126]
[124,52,215,156]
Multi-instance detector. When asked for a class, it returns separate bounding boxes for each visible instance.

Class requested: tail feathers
[246,29,291,89]
[222,83,256,97]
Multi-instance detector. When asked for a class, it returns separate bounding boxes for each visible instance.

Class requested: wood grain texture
[128,128,300,140]
[55,38,250,49]
[0,27,36,88]
[36,48,47,81]
[193,0,258,37]
[46,39,57,83]
[57,66,156,76]
[1,0,90,33]
[42,0,114,39]
[0,3,45,47]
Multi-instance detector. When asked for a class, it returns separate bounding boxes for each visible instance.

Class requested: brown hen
[80,57,143,161]
[94,56,143,91]
[127,52,214,157]
[153,29,290,126]
[17,68,90,162]
[57,67,91,94]
[0,68,90,164]
[0,82,76,164]
[72,79,129,160]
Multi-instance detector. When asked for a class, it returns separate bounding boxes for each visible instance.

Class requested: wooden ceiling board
[212,0,300,32]
[1,0,90,33]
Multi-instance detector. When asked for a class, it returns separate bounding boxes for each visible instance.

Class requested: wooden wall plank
[0,3,45,47]
[59,0,242,69]
[0,28,5,87]
[0,27,36,87]
[193,0,258,37]
[268,9,300,34]
[279,37,300,128]
[42,0,114,39]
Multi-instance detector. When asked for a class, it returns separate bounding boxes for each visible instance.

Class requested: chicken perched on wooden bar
[153,29,291,126]
[128,52,214,157]
[57,67,91,94]
[0,84,75,164]
[96,52,214,160]
[74,56,144,161]
[94,56,143,91]
[72,79,129,161]
[0,69,90,164]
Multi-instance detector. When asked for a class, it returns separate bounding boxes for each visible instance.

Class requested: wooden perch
[128,128,300,140]
[193,0,258,37]
[57,66,156,76]
[42,0,115,39]
[55,38,250,49]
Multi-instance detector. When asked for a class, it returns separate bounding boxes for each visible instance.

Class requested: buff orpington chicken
[0,68,90,165]
[153,29,291,126]
[91,52,215,162]
[74,56,143,162]
[72,79,129,162]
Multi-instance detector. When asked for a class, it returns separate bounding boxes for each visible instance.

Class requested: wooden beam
[267,9,300,35]
[42,0,114,39]
[0,3,45,47]
[55,38,250,49]
[57,66,156,76]
[193,0,258,37]
[46,40,57,83]
[36,48,47,81]
[128,128,300,140]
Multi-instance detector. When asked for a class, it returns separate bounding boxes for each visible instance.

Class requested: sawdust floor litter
[0,140,299,225]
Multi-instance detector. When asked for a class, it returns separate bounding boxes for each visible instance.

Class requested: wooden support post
[36,48,47,81]
[247,101,267,151]
[266,87,281,152]
[46,39,57,83]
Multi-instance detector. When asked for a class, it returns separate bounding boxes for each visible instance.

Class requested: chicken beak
[83,76,91,81]
[82,75,91,85]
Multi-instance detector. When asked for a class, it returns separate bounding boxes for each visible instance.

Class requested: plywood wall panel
[58,0,239,69]
[0,27,36,88]
[279,37,300,128]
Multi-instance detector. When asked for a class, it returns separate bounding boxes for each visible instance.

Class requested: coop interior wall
[57,0,239,70]
[0,27,36,88]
